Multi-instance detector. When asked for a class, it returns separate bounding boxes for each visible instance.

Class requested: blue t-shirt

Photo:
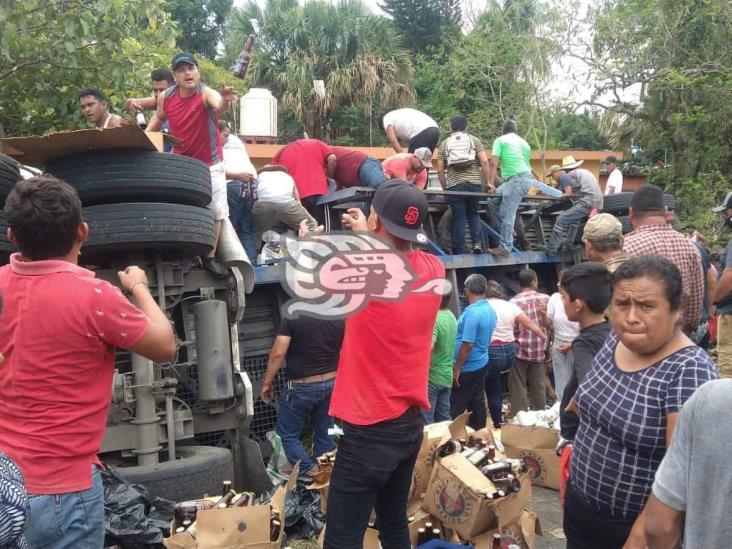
[454,299,497,372]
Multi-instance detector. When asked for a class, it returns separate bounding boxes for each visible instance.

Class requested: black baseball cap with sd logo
[371,179,429,244]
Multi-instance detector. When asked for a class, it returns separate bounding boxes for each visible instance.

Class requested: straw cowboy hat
[545,164,562,177]
[559,155,584,170]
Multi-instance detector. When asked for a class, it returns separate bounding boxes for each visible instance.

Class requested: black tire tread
[0,153,21,201]
[602,192,675,215]
[112,445,234,502]
[83,202,215,258]
[47,150,212,207]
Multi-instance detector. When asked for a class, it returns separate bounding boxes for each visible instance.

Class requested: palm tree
[226,0,414,140]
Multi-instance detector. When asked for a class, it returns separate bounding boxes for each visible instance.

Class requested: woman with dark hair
[484,280,546,428]
[564,256,717,549]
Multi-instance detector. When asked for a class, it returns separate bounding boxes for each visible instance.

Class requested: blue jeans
[358,157,386,189]
[486,343,515,428]
[422,381,452,424]
[448,181,482,254]
[487,173,533,252]
[276,378,335,474]
[24,465,104,549]
[227,181,256,262]
[324,408,423,549]
[547,200,592,253]
[551,343,574,402]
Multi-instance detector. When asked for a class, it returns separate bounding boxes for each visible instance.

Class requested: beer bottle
[491,533,502,548]
[487,445,496,460]
[173,499,215,523]
[481,461,512,480]
[217,490,237,508]
[484,491,494,502]
[467,449,491,468]
[459,446,478,460]
[182,520,192,529]
[233,492,255,507]
[416,527,428,544]
[270,518,281,541]
[135,111,147,129]
[432,528,441,540]
[494,489,506,499]
[407,516,415,524]
[508,545,521,549]
[509,477,522,493]
[175,526,186,534]
[439,440,462,457]
[232,34,255,79]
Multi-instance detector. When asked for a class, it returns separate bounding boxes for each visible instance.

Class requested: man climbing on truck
[146,52,238,276]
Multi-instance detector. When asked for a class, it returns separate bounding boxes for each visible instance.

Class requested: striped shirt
[571,333,717,518]
[623,224,704,331]
[436,134,485,188]
[510,290,550,362]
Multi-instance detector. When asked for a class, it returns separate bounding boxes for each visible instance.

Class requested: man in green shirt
[422,292,458,424]
[487,120,559,256]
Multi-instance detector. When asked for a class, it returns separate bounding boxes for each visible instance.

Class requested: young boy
[422,292,457,424]
[556,262,613,503]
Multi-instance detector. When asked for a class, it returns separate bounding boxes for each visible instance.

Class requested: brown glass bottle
[173,499,215,523]
[492,532,502,548]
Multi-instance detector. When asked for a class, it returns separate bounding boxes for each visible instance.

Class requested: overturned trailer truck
[0,128,273,502]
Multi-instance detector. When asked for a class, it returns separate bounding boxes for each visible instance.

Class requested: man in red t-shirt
[272,139,337,225]
[331,146,386,190]
[147,52,237,276]
[0,176,176,549]
[323,180,445,549]
[382,148,432,190]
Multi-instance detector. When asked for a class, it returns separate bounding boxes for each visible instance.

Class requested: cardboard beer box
[163,466,298,549]
[500,424,561,490]
[472,510,543,549]
[422,418,532,540]
[407,418,463,514]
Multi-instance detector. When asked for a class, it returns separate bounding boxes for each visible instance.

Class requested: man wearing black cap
[147,53,238,276]
[324,180,446,549]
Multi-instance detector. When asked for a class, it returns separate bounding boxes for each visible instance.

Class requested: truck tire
[0,153,21,201]
[82,202,215,259]
[46,150,212,207]
[602,192,676,215]
[112,446,234,502]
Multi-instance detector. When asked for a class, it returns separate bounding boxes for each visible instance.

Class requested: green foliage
[544,109,608,150]
[164,0,233,60]
[226,0,414,141]
[0,0,177,136]
[592,0,732,233]
[378,0,461,53]
[413,2,560,146]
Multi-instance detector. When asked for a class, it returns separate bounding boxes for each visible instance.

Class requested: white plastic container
[240,88,278,138]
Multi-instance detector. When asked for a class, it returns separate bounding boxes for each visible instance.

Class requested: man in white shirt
[252,165,318,249]
[604,155,623,195]
[382,108,440,153]
[220,122,258,262]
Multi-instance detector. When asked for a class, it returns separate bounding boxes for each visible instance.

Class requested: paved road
[528,486,566,549]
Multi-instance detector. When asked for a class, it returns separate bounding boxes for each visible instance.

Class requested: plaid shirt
[623,224,704,331]
[511,290,550,362]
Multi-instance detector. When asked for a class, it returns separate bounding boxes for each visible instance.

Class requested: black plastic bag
[102,468,174,549]
[283,485,325,540]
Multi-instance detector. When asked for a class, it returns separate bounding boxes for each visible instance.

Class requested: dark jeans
[547,200,591,253]
[227,181,256,262]
[448,181,482,254]
[408,127,440,152]
[564,483,635,549]
[324,408,423,549]
[449,367,488,430]
[486,343,515,428]
[276,378,335,474]
[301,195,326,226]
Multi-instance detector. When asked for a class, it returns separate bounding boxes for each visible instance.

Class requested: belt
[490,340,514,346]
[290,371,337,384]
